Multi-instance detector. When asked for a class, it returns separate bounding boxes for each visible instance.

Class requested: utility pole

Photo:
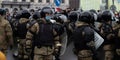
[105,0,108,9]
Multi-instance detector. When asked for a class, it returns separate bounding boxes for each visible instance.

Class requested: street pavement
[7,49,15,60]
[6,43,104,60]
[60,42,77,60]
[6,43,78,60]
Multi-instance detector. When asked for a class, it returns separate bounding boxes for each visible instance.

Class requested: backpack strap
[28,20,37,29]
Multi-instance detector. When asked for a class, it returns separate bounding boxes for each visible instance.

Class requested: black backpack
[33,23,54,46]
[16,21,29,39]
[100,23,113,38]
[73,25,94,46]
[53,23,64,36]
[100,23,115,44]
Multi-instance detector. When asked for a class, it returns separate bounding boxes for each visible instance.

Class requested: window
[31,0,34,2]
[38,0,42,2]
[46,0,50,3]
[22,0,26,2]
[62,0,65,3]
[14,0,17,2]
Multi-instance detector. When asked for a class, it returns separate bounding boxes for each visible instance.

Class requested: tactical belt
[79,56,92,58]
[36,45,52,48]
[78,50,93,58]
[17,37,26,40]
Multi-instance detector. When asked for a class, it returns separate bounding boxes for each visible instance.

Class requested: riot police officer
[15,10,31,60]
[0,8,13,55]
[71,11,95,60]
[66,11,79,46]
[26,7,61,60]
[52,14,65,35]
[100,10,115,60]
[12,11,22,57]
[113,12,120,60]
[68,11,79,32]
[52,13,66,60]
[25,11,40,60]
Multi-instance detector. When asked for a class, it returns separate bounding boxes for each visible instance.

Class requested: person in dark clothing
[99,10,115,60]
[71,11,95,60]
[26,7,61,60]
[113,12,120,60]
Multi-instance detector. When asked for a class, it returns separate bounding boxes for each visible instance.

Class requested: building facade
[0,0,2,7]
[80,0,102,10]
[69,0,80,9]
[1,0,69,10]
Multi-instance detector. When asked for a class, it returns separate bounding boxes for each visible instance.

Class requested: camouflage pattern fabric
[0,18,13,55]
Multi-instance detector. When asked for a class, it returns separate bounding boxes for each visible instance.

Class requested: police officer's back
[100,10,115,60]
[71,11,95,60]
[15,10,31,60]
[113,12,120,60]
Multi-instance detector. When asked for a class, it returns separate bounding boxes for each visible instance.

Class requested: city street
[6,49,15,60]
[5,22,108,60]
[0,0,119,60]
[6,42,104,60]
[6,43,78,60]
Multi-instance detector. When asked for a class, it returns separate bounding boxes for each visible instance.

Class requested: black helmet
[40,7,53,18]
[5,8,9,12]
[97,13,103,22]
[13,8,18,11]
[30,9,35,12]
[0,8,6,16]
[79,11,92,23]
[89,9,97,14]
[32,11,40,20]
[21,10,31,19]
[89,9,98,21]
[15,11,22,19]
[68,11,79,22]
[52,14,64,24]
[101,10,112,22]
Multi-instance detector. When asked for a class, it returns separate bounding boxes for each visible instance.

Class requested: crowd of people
[0,7,120,60]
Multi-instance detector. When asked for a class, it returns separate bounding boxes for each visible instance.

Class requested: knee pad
[23,55,29,59]
[105,51,114,58]
[18,55,22,59]
[116,49,120,55]
[103,45,114,51]
[78,50,93,58]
